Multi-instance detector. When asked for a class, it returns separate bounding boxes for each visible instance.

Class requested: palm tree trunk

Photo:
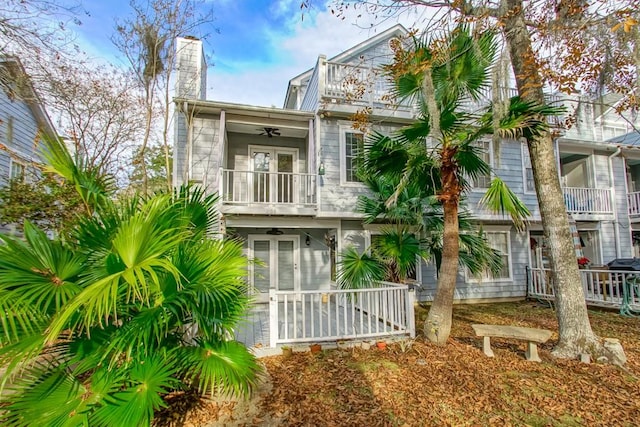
[425,198,459,345]
[503,0,601,358]
[425,147,460,345]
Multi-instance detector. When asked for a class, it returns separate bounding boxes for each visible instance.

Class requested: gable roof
[283,24,409,108]
[0,57,57,140]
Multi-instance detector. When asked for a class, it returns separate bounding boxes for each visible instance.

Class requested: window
[10,160,25,182]
[343,131,364,183]
[522,143,535,193]
[468,230,511,281]
[6,117,13,146]
[470,139,491,189]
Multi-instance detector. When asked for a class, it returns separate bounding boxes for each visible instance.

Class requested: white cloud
[207,2,425,108]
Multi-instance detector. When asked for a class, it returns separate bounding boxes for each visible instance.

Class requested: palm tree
[337,156,504,290]
[0,136,260,426]
[364,25,556,345]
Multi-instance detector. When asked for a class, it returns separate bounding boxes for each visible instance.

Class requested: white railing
[268,282,416,346]
[628,192,640,217]
[562,187,613,214]
[220,169,316,207]
[528,267,640,312]
[323,61,412,111]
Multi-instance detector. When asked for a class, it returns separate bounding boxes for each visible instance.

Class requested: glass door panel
[252,240,271,302]
[277,240,295,291]
[277,153,294,203]
[252,151,271,202]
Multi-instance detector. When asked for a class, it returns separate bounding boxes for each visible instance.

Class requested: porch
[219,168,317,215]
[527,267,640,314]
[235,282,416,350]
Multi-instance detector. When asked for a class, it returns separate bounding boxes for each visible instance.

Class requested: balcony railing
[269,281,416,346]
[220,169,317,210]
[528,267,640,314]
[628,192,640,217]
[562,187,613,215]
[322,61,413,111]
[295,57,578,122]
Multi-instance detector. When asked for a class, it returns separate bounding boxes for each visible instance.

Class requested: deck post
[317,55,327,100]
[269,289,278,348]
[407,287,416,338]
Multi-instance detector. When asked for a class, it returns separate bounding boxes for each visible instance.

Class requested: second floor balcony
[220,169,317,216]
[562,187,613,217]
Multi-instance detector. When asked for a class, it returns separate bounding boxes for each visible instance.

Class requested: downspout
[608,146,622,258]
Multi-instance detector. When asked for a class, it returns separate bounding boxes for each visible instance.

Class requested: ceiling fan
[260,127,281,138]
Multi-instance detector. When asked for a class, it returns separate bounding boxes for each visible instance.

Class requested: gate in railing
[528,267,640,313]
[268,282,415,346]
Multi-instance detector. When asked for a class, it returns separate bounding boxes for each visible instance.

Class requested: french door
[249,235,299,303]
[249,146,297,204]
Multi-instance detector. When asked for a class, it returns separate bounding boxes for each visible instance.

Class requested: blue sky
[68,0,421,107]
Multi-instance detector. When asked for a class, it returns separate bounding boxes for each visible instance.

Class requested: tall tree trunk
[502,0,601,358]
[425,147,460,345]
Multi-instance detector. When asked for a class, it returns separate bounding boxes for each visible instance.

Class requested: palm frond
[180,341,260,398]
[337,246,385,289]
[90,352,178,427]
[479,177,531,231]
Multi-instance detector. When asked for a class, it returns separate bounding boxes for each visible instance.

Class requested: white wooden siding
[0,87,43,186]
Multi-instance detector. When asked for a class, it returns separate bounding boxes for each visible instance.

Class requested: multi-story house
[0,57,57,186]
[173,26,640,349]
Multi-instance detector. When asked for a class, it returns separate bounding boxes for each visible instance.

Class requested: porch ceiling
[226,120,309,139]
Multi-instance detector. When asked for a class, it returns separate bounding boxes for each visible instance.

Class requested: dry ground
[156,301,640,426]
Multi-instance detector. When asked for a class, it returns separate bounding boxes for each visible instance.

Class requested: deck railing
[323,61,413,111]
[562,187,613,215]
[628,191,640,217]
[268,282,416,346]
[528,267,640,312]
[220,169,316,207]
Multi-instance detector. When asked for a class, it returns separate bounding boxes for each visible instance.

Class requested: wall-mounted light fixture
[318,161,325,176]
[305,234,311,246]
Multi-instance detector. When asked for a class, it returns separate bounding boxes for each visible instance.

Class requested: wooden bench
[471,324,552,362]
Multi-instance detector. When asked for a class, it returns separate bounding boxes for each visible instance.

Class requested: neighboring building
[173,28,640,347]
[0,57,57,186]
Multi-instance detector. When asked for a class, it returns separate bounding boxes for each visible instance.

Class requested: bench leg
[482,336,494,357]
[525,342,541,362]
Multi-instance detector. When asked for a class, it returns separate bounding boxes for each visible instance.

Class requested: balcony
[300,58,414,114]
[628,192,640,218]
[562,187,613,218]
[300,57,571,121]
[219,169,317,215]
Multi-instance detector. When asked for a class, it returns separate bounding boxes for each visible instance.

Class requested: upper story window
[470,139,492,189]
[467,230,512,282]
[10,159,25,182]
[5,117,13,146]
[342,131,364,183]
[602,125,626,140]
[522,143,535,193]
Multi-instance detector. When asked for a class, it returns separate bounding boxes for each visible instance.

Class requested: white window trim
[465,228,513,283]
[470,138,494,193]
[339,125,366,187]
[9,158,26,182]
[521,142,536,195]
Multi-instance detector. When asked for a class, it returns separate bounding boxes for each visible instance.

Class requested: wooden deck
[235,283,416,349]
